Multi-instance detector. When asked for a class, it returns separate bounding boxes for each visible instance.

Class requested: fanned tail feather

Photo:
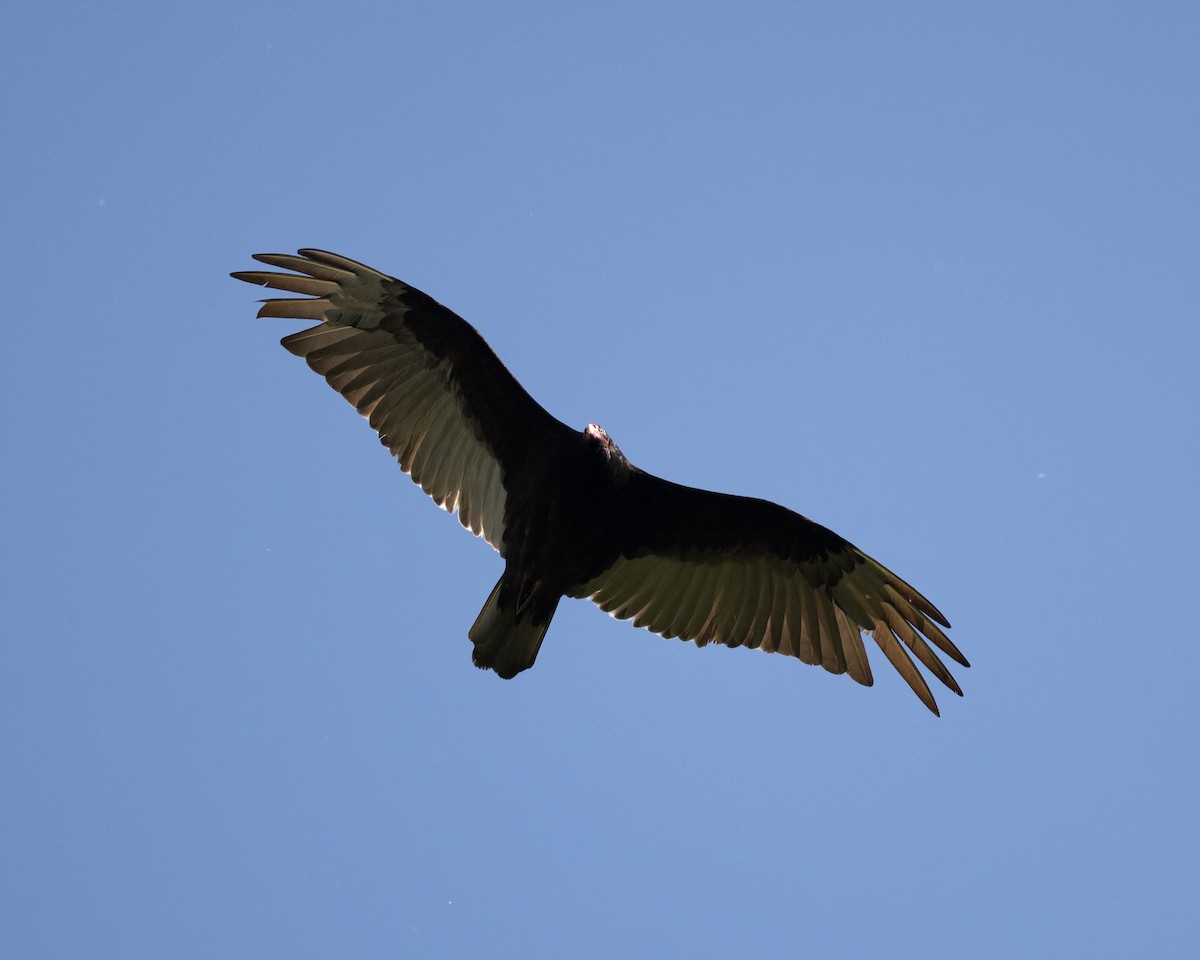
[468,578,559,679]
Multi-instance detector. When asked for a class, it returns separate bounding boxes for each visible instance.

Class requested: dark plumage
[233,249,967,713]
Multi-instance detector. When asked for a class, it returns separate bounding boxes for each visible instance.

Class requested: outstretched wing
[232,249,570,553]
[571,469,965,714]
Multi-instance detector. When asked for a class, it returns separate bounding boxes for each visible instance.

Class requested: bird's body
[470,423,629,679]
[233,249,967,713]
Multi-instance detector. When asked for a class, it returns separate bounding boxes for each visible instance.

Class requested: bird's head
[584,423,631,477]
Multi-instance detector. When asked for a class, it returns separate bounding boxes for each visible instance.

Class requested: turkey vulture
[233,249,966,714]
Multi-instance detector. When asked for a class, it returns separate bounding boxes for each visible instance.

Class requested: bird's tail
[468,577,559,679]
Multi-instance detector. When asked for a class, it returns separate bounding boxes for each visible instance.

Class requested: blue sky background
[3,1,1198,956]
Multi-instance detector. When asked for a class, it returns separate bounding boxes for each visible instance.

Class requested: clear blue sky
[3,1,1197,957]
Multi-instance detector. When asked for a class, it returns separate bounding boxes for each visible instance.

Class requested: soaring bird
[233,249,966,714]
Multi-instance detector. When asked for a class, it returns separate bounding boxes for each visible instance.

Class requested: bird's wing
[569,469,966,714]
[232,249,569,553]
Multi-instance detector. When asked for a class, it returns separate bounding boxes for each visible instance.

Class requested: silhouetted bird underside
[233,249,966,714]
